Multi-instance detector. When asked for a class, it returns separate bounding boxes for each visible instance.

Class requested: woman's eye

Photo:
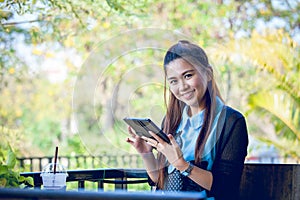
[169,80,177,85]
[184,74,193,79]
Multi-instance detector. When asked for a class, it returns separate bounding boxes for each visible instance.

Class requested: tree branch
[1,19,42,27]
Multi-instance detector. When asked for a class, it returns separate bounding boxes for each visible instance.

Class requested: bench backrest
[239,164,300,200]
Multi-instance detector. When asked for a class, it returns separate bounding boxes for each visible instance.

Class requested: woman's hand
[126,126,153,154]
[144,131,185,169]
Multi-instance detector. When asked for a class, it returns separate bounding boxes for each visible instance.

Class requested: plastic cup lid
[40,163,68,176]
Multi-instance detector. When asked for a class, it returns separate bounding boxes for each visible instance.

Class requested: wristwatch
[180,161,194,177]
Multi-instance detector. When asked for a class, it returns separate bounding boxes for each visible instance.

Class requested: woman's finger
[128,126,136,138]
[141,136,155,144]
[168,134,177,146]
[126,137,135,145]
[141,136,158,147]
[149,131,165,144]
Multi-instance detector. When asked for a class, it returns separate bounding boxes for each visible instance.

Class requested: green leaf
[6,146,16,169]
[25,177,34,186]
[0,150,4,160]
[11,171,20,179]
[0,165,8,175]
[19,183,26,189]
[18,176,25,182]
[0,178,7,187]
[6,174,18,187]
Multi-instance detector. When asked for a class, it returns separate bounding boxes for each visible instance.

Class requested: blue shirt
[168,97,224,174]
[165,97,225,200]
[168,107,204,174]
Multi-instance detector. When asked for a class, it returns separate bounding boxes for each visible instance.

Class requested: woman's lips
[181,90,194,100]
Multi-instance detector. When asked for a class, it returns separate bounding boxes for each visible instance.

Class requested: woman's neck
[188,105,205,117]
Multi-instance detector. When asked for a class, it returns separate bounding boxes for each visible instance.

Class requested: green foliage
[0,0,299,162]
[218,30,300,160]
[248,91,299,139]
[0,144,33,188]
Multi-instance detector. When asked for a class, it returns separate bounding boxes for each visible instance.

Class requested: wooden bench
[239,163,300,200]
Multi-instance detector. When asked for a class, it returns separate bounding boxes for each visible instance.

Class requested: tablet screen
[123,117,170,143]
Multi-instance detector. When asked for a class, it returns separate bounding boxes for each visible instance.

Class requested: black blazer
[208,106,249,200]
[150,106,248,200]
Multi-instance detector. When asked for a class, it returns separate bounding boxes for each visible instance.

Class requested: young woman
[126,40,248,200]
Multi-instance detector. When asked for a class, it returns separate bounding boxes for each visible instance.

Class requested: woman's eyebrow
[182,69,195,75]
[167,69,195,80]
[167,76,176,81]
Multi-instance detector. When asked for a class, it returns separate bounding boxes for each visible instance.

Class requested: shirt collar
[181,105,205,129]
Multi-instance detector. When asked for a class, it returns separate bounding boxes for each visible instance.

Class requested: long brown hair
[157,40,223,189]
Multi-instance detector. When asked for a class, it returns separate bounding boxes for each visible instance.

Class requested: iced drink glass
[40,163,68,190]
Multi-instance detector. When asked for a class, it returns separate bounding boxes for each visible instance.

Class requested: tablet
[123,117,170,144]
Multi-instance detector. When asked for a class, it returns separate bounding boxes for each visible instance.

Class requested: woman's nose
[179,80,189,91]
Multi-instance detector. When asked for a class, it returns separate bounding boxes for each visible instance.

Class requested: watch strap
[180,161,194,177]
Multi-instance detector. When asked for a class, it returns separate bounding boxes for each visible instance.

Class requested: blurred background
[0,0,299,172]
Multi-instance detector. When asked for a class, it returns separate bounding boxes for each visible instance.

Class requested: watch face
[180,162,194,177]
[181,171,189,177]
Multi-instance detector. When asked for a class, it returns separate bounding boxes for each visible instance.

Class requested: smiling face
[166,58,209,116]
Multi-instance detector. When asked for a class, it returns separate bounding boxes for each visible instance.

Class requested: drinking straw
[53,146,58,174]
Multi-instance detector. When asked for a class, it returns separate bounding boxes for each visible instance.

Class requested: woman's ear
[206,75,212,82]
[206,65,213,82]
[207,80,213,88]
